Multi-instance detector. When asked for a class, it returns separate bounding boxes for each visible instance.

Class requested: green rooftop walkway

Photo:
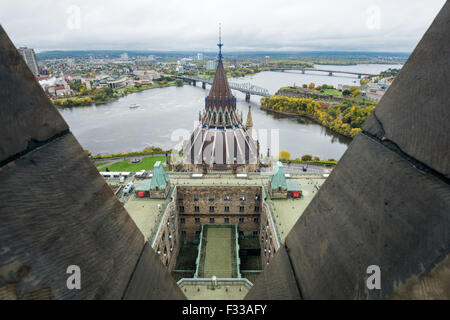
[195,225,240,279]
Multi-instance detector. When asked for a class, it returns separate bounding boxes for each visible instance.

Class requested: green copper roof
[287,180,302,192]
[135,180,152,192]
[150,161,169,190]
[269,161,287,190]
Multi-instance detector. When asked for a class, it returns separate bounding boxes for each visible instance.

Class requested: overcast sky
[0,0,446,53]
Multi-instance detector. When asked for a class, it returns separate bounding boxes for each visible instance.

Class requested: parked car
[135,170,147,178]
[123,182,134,195]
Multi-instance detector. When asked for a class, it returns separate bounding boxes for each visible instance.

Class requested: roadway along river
[58,63,402,160]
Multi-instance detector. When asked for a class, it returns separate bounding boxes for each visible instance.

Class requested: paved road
[260,163,333,175]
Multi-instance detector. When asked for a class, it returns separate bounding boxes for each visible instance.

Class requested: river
[58,63,402,160]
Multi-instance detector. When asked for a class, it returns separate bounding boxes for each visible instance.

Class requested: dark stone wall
[247,1,450,300]
[0,25,69,164]
[362,1,450,178]
[286,134,450,299]
[245,246,301,300]
[123,243,185,300]
[0,25,184,300]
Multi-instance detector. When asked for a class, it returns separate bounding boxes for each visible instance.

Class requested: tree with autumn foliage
[277,150,291,161]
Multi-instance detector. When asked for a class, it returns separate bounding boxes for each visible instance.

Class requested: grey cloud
[0,0,446,52]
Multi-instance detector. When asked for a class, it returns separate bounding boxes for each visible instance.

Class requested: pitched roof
[150,161,169,190]
[269,161,287,190]
[183,125,258,167]
[135,180,151,192]
[287,180,301,192]
[208,60,232,99]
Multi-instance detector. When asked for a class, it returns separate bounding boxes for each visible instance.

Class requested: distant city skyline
[0,0,446,53]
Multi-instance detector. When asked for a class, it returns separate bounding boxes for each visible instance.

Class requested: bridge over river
[269,67,378,78]
[178,66,379,101]
[177,75,270,101]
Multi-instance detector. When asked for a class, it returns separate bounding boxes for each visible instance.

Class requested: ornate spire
[202,24,237,126]
[217,23,223,61]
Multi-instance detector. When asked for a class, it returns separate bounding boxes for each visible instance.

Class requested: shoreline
[260,105,354,140]
[54,82,180,108]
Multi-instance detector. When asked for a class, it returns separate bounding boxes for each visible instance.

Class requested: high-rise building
[206,60,216,70]
[197,53,204,61]
[17,47,39,75]
[264,56,270,66]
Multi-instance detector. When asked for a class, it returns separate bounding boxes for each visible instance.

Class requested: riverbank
[89,146,169,159]
[278,87,375,106]
[61,66,381,160]
[260,94,375,138]
[53,80,180,108]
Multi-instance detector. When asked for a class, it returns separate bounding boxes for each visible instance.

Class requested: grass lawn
[321,89,375,104]
[99,155,166,172]
[95,161,111,167]
[322,88,342,96]
[356,97,376,104]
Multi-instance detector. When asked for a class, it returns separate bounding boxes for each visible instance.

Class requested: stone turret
[246,105,253,135]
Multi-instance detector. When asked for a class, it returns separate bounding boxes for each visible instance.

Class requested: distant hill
[36,50,410,61]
